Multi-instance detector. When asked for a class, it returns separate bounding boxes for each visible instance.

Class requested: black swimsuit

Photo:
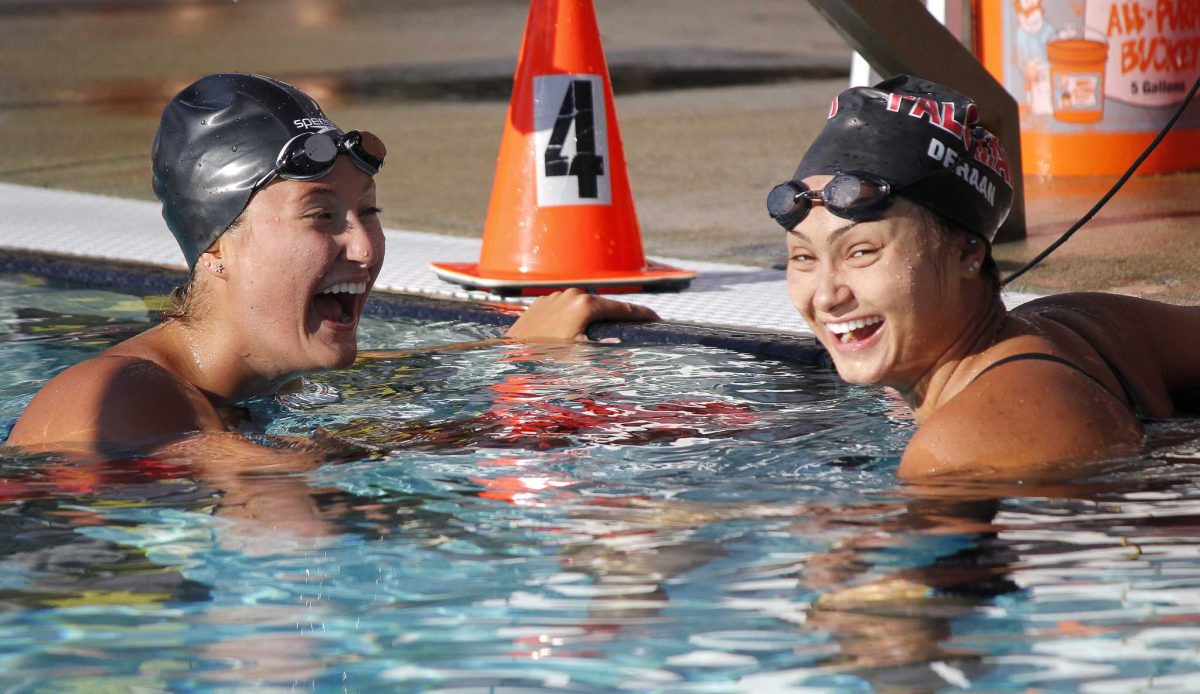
[972,352,1147,417]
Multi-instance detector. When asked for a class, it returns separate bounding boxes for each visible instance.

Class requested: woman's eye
[789,252,815,265]
[848,246,877,260]
[303,209,335,221]
[360,206,382,217]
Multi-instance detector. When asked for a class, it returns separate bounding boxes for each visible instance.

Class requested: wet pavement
[1,0,1197,303]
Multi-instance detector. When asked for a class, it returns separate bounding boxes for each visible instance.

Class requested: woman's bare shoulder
[6,352,222,453]
[900,352,1143,482]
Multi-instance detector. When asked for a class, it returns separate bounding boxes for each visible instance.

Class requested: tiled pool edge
[1,181,1043,365]
[0,182,821,334]
[0,249,831,366]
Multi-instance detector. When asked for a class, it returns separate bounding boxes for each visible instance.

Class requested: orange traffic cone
[430,0,694,296]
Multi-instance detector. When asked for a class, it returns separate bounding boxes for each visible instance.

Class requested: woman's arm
[7,355,225,455]
[1121,298,1200,393]
[502,288,659,342]
[357,289,660,361]
[1021,293,1200,394]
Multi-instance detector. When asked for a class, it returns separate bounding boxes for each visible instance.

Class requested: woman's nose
[343,215,382,266]
[812,263,853,315]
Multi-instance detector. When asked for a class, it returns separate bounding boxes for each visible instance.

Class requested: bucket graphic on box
[981,0,1200,176]
[1047,35,1107,123]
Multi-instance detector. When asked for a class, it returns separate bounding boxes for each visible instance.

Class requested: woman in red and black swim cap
[767,75,1200,480]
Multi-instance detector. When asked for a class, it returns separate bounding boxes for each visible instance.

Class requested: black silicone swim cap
[791,75,1014,243]
[151,73,345,269]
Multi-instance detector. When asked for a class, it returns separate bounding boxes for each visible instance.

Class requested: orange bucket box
[979,0,1200,176]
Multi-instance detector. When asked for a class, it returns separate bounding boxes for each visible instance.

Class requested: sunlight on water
[0,274,1199,691]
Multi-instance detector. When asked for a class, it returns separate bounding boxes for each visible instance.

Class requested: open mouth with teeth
[310,280,368,328]
[826,316,884,346]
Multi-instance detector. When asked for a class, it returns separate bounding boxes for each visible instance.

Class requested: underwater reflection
[311,343,831,453]
[438,446,1200,690]
[6,278,1200,687]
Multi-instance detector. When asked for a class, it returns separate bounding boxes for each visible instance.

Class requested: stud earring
[216,263,225,274]
[968,260,981,274]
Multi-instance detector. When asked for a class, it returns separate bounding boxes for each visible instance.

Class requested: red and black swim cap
[792,75,1014,242]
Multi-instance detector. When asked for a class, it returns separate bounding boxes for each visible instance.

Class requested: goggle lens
[259,130,387,189]
[824,174,889,211]
[277,133,339,179]
[767,172,893,230]
[344,130,387,172]
[766,182,805,226]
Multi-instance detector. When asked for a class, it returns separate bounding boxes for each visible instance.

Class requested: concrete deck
[0,0,1195,318]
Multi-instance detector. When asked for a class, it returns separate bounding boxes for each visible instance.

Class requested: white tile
[0,182,1040,339]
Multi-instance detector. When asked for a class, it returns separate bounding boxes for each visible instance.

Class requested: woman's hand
[505,288,660,343]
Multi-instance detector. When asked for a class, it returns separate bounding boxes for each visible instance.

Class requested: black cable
[1001,69,1200,287]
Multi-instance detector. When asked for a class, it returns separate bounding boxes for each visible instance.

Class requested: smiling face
[785,176,983,389]
[208,155,384,379]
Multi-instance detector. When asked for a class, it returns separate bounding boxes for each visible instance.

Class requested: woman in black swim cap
[769,75,1200,481]
[7,73,392,452]
[9,73,652,453]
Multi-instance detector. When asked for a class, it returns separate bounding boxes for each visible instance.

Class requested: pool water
[2,273,1200,692]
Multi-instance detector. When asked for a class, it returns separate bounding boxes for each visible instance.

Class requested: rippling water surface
[1,273,1200,692]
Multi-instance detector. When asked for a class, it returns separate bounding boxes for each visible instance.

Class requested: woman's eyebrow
[827,222,859,243]
[787,221,857,244]
[292,185,346,208]
[297,183,337,199]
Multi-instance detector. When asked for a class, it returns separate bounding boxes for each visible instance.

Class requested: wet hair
[914,205,1001,294]
[161,213,244,323]
[162,270,205,324]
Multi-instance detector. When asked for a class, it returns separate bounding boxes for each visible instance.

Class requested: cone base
[430,260,695,296]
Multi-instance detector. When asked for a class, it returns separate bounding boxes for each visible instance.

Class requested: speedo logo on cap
[294,117,333,130]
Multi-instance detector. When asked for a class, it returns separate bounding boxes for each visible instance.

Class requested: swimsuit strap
[1091,350,1150,418]
[972,352,1144,416]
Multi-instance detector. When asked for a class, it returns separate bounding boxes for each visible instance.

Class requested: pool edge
[0,249,830,366]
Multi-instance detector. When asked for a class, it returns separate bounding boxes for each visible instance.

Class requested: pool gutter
[0,182,1042,365]
[0,248,831,366]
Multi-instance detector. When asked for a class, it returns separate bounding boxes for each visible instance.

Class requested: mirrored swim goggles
[766,172,895,230]
[253,130,387,190]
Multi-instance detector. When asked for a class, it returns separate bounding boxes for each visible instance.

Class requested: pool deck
[0,181,1048,346]
[0,0,1195,347]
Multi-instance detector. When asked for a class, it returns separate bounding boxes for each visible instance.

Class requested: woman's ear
[960,235,988,277]
[198,242,227,280]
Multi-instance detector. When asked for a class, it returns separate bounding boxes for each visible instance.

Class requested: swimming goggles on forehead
[766,171,894,231]
[253,130,387,190]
